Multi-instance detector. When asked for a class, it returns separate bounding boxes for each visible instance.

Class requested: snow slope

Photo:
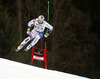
[0,58,89,79]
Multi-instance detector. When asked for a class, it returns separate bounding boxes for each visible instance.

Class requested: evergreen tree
[0,5,18,57]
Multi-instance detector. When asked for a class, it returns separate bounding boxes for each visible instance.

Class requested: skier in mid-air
[15,15,53,52]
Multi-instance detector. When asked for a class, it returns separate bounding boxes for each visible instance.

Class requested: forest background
[0,0,100,79]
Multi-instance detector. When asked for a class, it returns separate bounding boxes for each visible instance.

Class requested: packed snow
[0,58,89,79]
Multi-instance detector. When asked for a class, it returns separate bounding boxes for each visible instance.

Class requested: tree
[17,0,22,41]
[0,4,17,57]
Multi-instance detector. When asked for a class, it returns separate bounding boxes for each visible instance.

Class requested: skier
[15,15,53,52]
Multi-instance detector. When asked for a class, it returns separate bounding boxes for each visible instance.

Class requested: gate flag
[31,42,47,69]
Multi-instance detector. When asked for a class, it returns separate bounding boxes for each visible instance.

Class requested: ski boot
[24,44,32,51]
[15,45,23,52]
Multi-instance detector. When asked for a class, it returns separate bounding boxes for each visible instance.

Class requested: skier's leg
[16,34,33,51]
[25,32,43,51]
[24,35,40,51]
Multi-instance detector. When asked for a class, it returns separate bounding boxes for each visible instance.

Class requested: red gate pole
[31,47,34,66]
[45,41,47,69]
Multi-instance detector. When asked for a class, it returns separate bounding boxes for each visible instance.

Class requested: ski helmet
[38,15,45,23]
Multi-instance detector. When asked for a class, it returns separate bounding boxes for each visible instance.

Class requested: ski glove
[27,28,30,35]
[44,29,52,38]
[44,34,48,38]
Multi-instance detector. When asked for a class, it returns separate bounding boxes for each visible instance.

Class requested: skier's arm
[27,19,36,35]
[28,19,36,28]
[44,22,53,38]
